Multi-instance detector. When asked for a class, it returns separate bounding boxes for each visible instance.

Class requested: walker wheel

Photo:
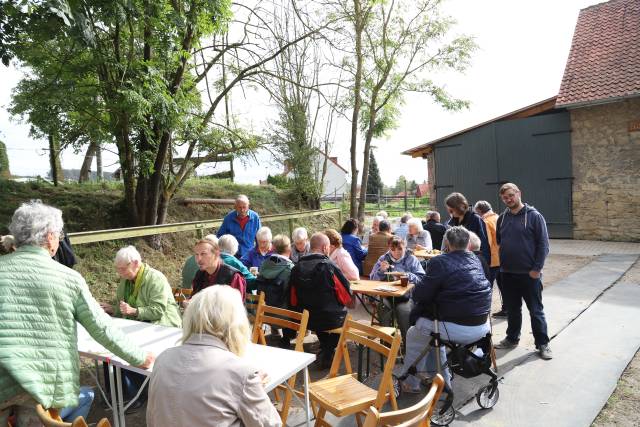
[476,382,499,409]
[430,400,455,426]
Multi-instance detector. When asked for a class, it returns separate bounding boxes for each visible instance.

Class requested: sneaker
[538,344,553,360]
[492,309,508,318]
[494,337,519,349]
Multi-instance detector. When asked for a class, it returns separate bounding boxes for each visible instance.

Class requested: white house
[283,150,349,197]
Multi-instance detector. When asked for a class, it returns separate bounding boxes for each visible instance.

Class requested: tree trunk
[349,0,364,219]
[96,145,103,181]
[79,140,98,183]
[48,134,64,186]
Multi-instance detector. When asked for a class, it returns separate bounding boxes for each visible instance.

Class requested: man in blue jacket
[216,195,261,259]
[494,183,552,360]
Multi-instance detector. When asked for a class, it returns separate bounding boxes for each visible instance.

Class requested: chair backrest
[251,299,309,352]
[35,405,112,427]
[172,287,193,303]
[362,374,445,427]
[363,233,391,276]
[329,315,402,409]
[245,291,265,323]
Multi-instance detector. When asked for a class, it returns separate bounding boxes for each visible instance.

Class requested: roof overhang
[556,92,640,109]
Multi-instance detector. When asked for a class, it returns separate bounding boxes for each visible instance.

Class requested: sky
[0,0,604,187]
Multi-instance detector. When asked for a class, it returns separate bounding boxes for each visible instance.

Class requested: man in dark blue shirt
[494,183,552,360]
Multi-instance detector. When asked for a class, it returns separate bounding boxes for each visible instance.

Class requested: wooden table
[413,250,441,260]
[350,279,414,298]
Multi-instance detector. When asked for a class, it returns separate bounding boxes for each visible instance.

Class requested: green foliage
[0,140,10,178]
[266,174,290,189]
[366,150,383,201]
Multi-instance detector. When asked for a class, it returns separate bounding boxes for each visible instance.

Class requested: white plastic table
[77,318,315,427]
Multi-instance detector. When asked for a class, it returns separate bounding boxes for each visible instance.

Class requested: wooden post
[378,190,381,209]
[404,179,408,212]
[338,208,343,228]
[334,189,337,208]
[288,218,294,237]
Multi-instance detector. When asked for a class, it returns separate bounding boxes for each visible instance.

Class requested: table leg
[107,364,120,427]
[115,366,126,427]
[304,367,310,427]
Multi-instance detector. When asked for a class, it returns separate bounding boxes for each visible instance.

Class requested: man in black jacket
[422,211,446,250]
[401,226,491,391]
[289,233,353,368]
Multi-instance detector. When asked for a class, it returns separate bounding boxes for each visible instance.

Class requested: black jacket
[446,209,491,265]
[289,253,352,331]
[410,251,491,326]
[53,235,77,268]
[423,219,447,250]
[192,263,241,295]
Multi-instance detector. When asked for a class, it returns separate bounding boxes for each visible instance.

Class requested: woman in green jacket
[0,201,153,426]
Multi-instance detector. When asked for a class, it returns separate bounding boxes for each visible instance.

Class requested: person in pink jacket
[323,229,360,281]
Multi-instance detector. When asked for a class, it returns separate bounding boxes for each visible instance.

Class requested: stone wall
[571,97,640,241]
[426,151,437,209]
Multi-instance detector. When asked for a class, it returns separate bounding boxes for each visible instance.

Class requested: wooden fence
[68,208,342,245]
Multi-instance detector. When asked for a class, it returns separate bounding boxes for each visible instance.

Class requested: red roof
[416,183,429,196]
[556,0,640,108]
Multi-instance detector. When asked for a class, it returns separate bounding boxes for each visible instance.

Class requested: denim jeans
[60,386,95,421]
[402,317,490,389]
[501,272,549,347]
[488,267,506,311]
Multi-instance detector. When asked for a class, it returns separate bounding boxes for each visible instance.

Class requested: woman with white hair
[147,286,281,427]
[0,201,152,426]
[219,234,257,282]
[406,218,433,251]
[241,226,274,269]
[290,227,310,263]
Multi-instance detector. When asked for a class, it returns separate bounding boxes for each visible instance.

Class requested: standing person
[0,201,153,426]
[191,237,247,299]
[290,227,310,263]
[289,233,353,369]
[241,226,274,269]
[494,183,552,360]
[323,228,360,281]
[444,193,491,264]
[340,218,367,274]
[474,200,506,318]
[216,195,261,259]
[394,213,412,241]
[422,211,447,251]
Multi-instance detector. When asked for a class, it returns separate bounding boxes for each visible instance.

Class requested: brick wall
[571,97,640,241]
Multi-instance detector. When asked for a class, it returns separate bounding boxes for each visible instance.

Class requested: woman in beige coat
[146,285,281,427]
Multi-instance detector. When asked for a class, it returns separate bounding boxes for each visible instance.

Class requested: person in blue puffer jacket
[401,226,492,392]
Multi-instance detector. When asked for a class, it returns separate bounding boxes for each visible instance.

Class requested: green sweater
[115,263,182,327]
[0,246,146,408]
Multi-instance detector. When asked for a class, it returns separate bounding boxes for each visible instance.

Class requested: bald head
[310,232,330,255]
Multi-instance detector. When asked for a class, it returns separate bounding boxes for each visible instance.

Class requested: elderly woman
[192,237,247,299]
[219,234,257,282]
[0,235,16,254]
[401,227,491,392]
[406,218,433,251]
[147,285,281,427]
[370,236,425,341]
[361,216,383,247]
[340,218,367,274]
[290,227,310,263]
[241,226,274,269]
[394,212,412,240]
[324,229,360,281]
[0,201,152,426]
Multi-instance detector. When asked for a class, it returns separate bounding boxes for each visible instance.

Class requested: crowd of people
[0,182,552,426]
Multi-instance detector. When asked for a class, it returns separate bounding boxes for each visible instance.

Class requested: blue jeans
[501,272,549,347]
[403,317,490,388]
[59,386,95,422]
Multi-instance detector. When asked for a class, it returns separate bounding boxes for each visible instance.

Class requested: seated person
[59,386,94,422]
[361,216,383,247]
[362,219,393,275]
[218,234,257,282]
[340,218,367,274]
[241,226,274,269]
[324,228,360,281]
[394,213,412,240]
[290,227,310,263]
[422,211,447,251]
[370,236,425,341]
[192,237,247,299]
[401,226,491,392]
[406,218,432,251]
[468,231,490,279]
[146,286,281,427]
[0,234,16,255]
[256,234,294,307]
[289,233,353,369]
[181,234,217,288]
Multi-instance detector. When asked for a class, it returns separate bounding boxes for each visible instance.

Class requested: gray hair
[468,231,481,251]
[474,200,493,215]
[218,234,239,256]
[115,245,142,265]
[400,212,413,224]
[443,226,470,251]
[8,200,64,248]
[407,217,423,232]
[372,216,383,225]
[379,220,391,232]
[236,194,250,204]
[292,227,308,242]
[376,210,389,219]
[256,226,272,242]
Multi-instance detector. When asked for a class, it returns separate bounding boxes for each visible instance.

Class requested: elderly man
[216,194,262,259]
[181,234,218,288]
[290,227,310,263]
[401,226,491,391]
[289,233,353,369]
[0,201,153,426]
[192,237,247,299]
[422,211,447,250]
[241,226,274,269]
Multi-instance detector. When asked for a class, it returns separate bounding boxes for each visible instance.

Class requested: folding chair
[309,315,402,427]
[362,374,444,427]
[245,291,265,324]
[251,300,309,425]
[35,404,111,427]
[171,287,192,304]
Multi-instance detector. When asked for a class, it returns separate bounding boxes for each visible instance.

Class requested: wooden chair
[35,404,111,427]
[251,299,309,425]
[362,374,445,427]
[171,287,192,304]
[245,291,265,324]
[363,233,392,276]
[309,315,402,427]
